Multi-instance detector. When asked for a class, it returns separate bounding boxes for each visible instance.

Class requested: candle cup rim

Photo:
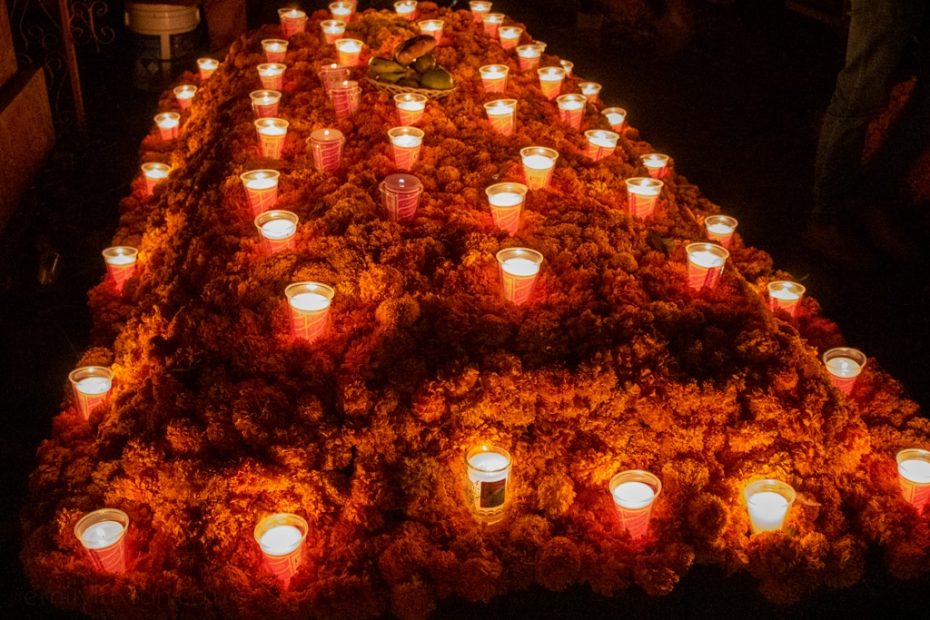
[249,90,282,101]
[257,63,287,72]
[387,126,425,139]
[584,129,619,142]
[141,162,170,174]
[173,85,197,95]
[261,38,289,47]
[394,93,428,104]
[516,44,543,55]
[821,347,867,369]
[417,19,444,26]
[154,112,180,122]
[520,146,559,160]
[483,98,517,110]
[278,8,306,17]
[579,81,602,90]
[608,469,662,501]
[896,448,930,470]
[68,365,114,385]
[308,128,346,142]
[483,12,505,22]
[321,18,346,27]
[285,281,336,304]
[479,64,509,73]
[74,508,129,548]
[486,182,528,198]
[253,512,309,556]
[470,1,492,8]
[537,66,565,77]
[625,177,664,191]
[102,246,139,260]
[334,38,363,49]
[496,247,543,265]
[556,93,587,105]
[767,280,806,296]
[500,26,523,34]
[254,118,290,130]
[255,210,299,232]
[742,478,797,506]
[641,152,669,163]
[704,214,738,229]
[395,0,417,6]
[685,242,729,260]
[240,169,281,183]
[197,57,218,66]
[602,106,627,115]
[465,444,512,472]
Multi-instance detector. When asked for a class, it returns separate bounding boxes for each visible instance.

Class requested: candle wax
[769,288,800,301]
[825,356,861,378]
[899,459,930,483]
[258,126,286,136]
[392,135,421,148]
[559,100,584,111]
[606,112,624,125]
[397,101,425,111]
[468,451,509,478]
[612,481,655,509]
[259,524,302,556]
[81,520,123,549]
[76,376,112,395]
[706,222,735,235]
[105,252,136,266]
[261,219,296,240]
[523,155,555,170]
[747,491,789,531]
[588,136,616,148]
[290,292,331,312]
[689,250,725,269]
[245,176,277,190]
[489,192,523,208]
[502,257,540,277]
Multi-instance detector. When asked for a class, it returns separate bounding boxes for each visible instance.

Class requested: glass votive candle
[68,366,113,420]
[255,210,299,254]
[469,1,492,24]
[254,513,308,583]
[285,282,335,343]
[240,169,281,215]
[704,214,738,249]
[329,1,353,21]
[394,93,428,126]
[486,182,528,235]
[641,153,670,179]
[320,19,346,44]
[625,177,663,219]
[497,247,543,305]
[257,63,286,91]
[102,246,138,293]
[822,347,867,395]
[140,162,170,197]
[319,64,351,96]
[537,66,565,100]
[387,126,425,171]
[498,26,523,50]
[609,470,661,540]
[197,57,219,80]
[380,173,424,221]
[520,146,559,190]
[584,129,619,161]
[516,43,543,72]
[685,242,728,290]
[308,128,345,173]
[418,19,444,42]
[394,0,417,21]
[330,80,361,119]
[261,39,288,63]
[278,8,307,37]
[556,93,587,130]
[254,118,289,160]
[579,81,602,104]
[334,38,363,68]
[743,479,796,534]
[74,508,129,574]
[483,99,517,137]
[173,84,197,109]
[897,448,930,512]
[479,64,509,94]
[465,444,512,523]
[602,106,627,132]
[560,59,573,75]
[767,280,806,317]
[154,112,180,142]
[482,12,504,38]
[250,90,282,118]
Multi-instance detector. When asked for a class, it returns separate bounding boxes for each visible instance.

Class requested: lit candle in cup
[516,43,544,72]
[744,479,796,534]
[254,118,289,160]
[329,1,353,21]
[482,12,504,38]
[498,26,523,50]
[197,58,219,80]
[308,128,345,173]
[394,0,417,20]
[641,153,669,178]
[334,38,363,68]
[380,173,424,221]
[319,64,351,96]
[602,107,627,132]
[486,182,528,235]
[767,280,806,317]
[102,246,138,293]
[609,470,661,539]
[257,63,286,91]
[532,40,548,53]
[465,444,512,523]
[285,282,335,343]
[320,19,346,44]
[556,93,587,130]
[250,90,282,118]
[479,64,509,94]
[387,126,425,171]
[704,214,738,249]
[469,1,492,24]
[255,210,299,254]
[68,366,113,420]
[497,247,543,305]
[262,39,288,63]
[240,169,281,215]
[74,508,129,574]
[560,59,573,75]
[483,98,517,137]
[140,162,170,197]
[537,66,566,100]
[579,81,602,104]
[278,8,307,37]
[896,448,930,512]
[154,112,180,142]
[822,347,867,395]
[520,146,559,190]
[173,84,197,109]
[418,19,444,42]
[330,80,361,119]
[685,242,728,290]
[584,129,619,161]
[625,177,663,219]
[394,93,428,126]
[254,513,308,584]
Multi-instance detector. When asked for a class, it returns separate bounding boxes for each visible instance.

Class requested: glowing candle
[319,64,351,96]
[482,12,504,38]
[74,509,129,574]
[609,470,661,540]
[172,84,197,110]
[154,112,180,142]
[465,444,512,523]
[257,63,286,91]
[479,64,509,94]
[486,182,528,235]
[496,247,543,305]
[897,449,930,512]
[254,118,289,160]
[625,177,663,219]
[579,81,602,104]
[532,40,548,53]
[483,98,516,137]
[469,1,492,24]
[102,246,139,293]
[641,153,670,179]
[602,106,627,132]
[254,513,308,584]
[418,19,444,42]
[329,1,354,21]
[744,479,796,534]
[261,39,288,63]
[278,8,307,37]
[240,169,281,215]
[516,43,543,72]
[379,173,424,221]
[394,93,427,126]
[308,128,345,174]
[250,90,282,119]
[556,93,586,130]
[285,282,335,343]
[320,19,346,44]
[685,242,728,290]
[537,66,565,100]
[520,146,559,190]
[394,1,417,20]
[584,129,619,161]
[255,210,299,254]
[560,59,574,75]
[704,214,738,249]
[498,26,523,50]
[68,366,113,420]
[767,280,806,317]
[330,80,361,119]
[334,38,363,68]
[822,347,867,395]
[387,126,425,171]
[140,162,170,197]
[197,57,219,80]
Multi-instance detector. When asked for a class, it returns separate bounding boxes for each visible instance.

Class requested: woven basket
[366,78,455,100]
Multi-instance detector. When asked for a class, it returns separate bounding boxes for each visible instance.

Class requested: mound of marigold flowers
[21,5,930,619]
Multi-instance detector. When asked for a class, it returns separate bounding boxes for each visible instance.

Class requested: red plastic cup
[141,162,170,197]
[516,44,543,71]
[254,513,308,584]
[309,128,346,173]
[255,210,299,254]
[102,246,138,293]
[579,81,602,105]
[479,64,509,94]
[255,118,289,159]
[74,509,129,574]
[625,177,663,219]
[584,129,619,161]
[257,63,286,91]
[173,84,197,109]
[556,94,586,130]
[197,58,219,80]
[499,26,523,50]
[767,280,806,317]
[609,470,661,540]
[387,126,425,171]
[68,366,113,420]
[520,146,559,190]
[641,153,670,178]
[537,66,565,100]
[380,173,423,221]
[486,182,527,235]
[320,19,346,43]
[602,107,627,132]
[465,444,513,524]
[822,347,866,395]
[286,282,335,343]
[319,64,350,96]
[484,99,517,137]
[704,214,738,249]
[240,169,281,215]
[262,39,288,63]
[897,449,930,513]
[470,1,491,24]
[496,247,543,305]
[250,90,282,118]
[418,19,444,43]
[394,93,427,126]
[394,1,417,21]
[329,1,354,21]
[154,112,180,141]
[331,80,361,120]
[482,12,504,37]
[685,242,729,290]
[278,8,307,37]
[334,38,363,67]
